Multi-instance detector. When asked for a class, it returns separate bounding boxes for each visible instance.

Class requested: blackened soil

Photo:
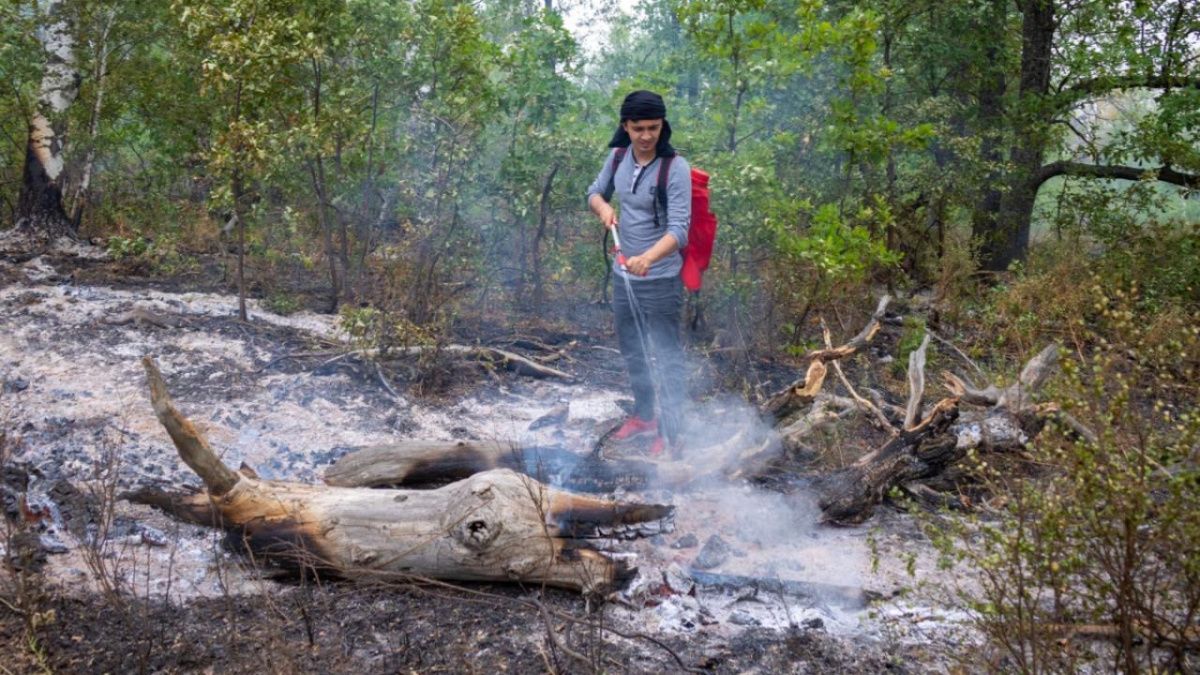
[0,581,911,673]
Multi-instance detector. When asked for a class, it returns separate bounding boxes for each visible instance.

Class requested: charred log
[686,569,869,610]
[814,399,961,525]
[137,357,672,594]
[325,440,665,493]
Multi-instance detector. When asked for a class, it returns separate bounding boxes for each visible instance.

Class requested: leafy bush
[104,232,195,276]
[263,293,302,316]
[106,235,150,260]
[930,285,1200,673]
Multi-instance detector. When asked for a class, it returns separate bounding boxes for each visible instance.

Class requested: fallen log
[134,357,671,594]
[325,440,669,493]
[685,569,870,611]
[326,424,775,493]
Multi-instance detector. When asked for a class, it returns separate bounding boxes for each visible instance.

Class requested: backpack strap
[601,147,628,203]
[654,155,674,229]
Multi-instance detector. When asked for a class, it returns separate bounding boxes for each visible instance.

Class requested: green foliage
[263,292,301,316]
[105,231,195,276]
[0,0,1193,356]
[930,285,1200,672]
[773,202,899,281]
[896,316,926,362]
[106,235,150,261]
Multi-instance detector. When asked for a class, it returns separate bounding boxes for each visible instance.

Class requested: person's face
[623,118,662,155]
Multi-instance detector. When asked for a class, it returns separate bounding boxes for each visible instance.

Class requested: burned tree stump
[134,357,672,594]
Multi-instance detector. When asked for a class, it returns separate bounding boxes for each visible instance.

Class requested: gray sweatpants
[612,274,685,443]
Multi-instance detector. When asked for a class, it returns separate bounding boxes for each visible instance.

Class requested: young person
[585,90,690,457]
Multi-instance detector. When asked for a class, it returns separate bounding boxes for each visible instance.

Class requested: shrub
[930,284,1200,673]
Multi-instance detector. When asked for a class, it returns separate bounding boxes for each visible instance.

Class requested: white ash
[0,262,978,649]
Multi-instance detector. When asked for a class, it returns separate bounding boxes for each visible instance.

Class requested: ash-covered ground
[0,245,974,673]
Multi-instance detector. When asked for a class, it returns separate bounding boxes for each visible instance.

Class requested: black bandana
[607,90,676,157]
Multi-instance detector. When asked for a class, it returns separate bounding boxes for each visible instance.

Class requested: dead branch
[904,335,931,430]
[144,356,239,496]
[384,344,571,380]
[762,295,890,421]
[821,319,894,434]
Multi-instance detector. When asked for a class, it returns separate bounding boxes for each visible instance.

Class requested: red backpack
[604,147,718,292]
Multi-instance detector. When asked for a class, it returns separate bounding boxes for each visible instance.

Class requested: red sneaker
[648,436,683,459]
[648,435,666,457]
[612,415,657,441]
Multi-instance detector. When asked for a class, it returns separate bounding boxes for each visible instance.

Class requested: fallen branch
[384,344,571,380]
[821,319,894,434]
[762,295,890,421]
[904,335,931,430]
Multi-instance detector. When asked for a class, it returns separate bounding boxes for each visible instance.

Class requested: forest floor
[0,241,976,673]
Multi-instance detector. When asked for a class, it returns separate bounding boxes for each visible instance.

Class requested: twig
[927,330,984,377]
[356,573,702,673]
[537,597,592,672]
[253,350,342,373]
[375,362,402,402]
[316,350,358,370]
[821,319,896,435]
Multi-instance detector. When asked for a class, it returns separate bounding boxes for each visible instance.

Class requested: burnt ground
[1,241,963,673]
[0,581,917,674]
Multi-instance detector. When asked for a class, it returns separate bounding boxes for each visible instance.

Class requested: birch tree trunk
[15,0,80,239]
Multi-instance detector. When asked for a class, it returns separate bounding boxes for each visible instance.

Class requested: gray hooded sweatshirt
[586,149,691,281]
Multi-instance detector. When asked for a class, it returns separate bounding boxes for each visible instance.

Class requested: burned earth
[1,246,975,672]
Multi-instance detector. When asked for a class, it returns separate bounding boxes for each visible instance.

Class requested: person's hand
[625,255,651,276]
[598,203,618,229]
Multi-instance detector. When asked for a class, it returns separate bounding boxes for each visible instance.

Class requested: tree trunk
[969,0,1009,263]
[68,7,117,230]
[310,156,342,310]
[15,0,80,239]
[982,0,1055,272]
[136,358,673,594]
[308,56,342,311]
[533,163,559,311]
[233,169,248,322]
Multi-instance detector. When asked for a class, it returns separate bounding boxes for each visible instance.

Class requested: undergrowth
[926,267,1200,673]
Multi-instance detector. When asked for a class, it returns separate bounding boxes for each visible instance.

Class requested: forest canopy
[3,0,1196,332]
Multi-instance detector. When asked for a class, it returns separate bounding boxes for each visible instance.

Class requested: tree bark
[68,7,117,229]
[969,0,1009,259]
[15,0,80,239]
[326,440,677,493]
[532,163,558,311]
[982,0,1055,272]
[1036,161,1200,189]
[137,357,673,594]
